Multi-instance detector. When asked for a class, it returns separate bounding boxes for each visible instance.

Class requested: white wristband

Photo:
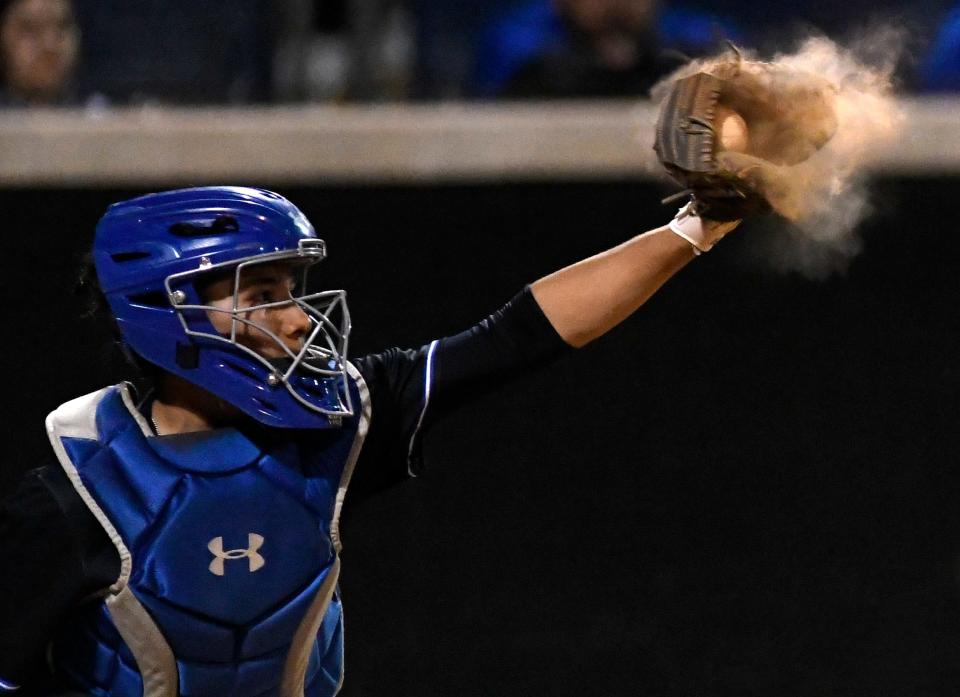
[668,202,741,254]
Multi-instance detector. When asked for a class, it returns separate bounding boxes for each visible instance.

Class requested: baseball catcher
[0,177,751,697]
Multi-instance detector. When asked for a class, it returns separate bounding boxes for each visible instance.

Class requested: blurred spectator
[410,0,514,99]
[0,0,78,106]
[919,3,960,91]
[272,0,316,101]
[347,0,414,101]
[473,0,742,98]
[73,0,271,105]
[274,0,414,102]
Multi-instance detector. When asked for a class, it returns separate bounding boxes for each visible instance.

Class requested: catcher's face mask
[166,240,353,418]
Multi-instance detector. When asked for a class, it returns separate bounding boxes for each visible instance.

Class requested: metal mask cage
[164,238,353,418]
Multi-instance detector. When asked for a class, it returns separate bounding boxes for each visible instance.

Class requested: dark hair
[76,251,108,319]
[76,252,160,380]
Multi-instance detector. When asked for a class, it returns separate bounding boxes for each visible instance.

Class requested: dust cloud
[653,32,904,278]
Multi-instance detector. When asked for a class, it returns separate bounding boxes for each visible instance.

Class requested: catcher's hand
[654,49,838,222]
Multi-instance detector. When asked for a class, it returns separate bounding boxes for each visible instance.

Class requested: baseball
[715,104,749,152]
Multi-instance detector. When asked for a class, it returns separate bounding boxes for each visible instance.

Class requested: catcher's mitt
[654,50,838,222]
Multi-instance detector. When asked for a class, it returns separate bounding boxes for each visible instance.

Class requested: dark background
[3,177,960,695]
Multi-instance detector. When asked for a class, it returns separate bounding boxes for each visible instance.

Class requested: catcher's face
[200,261,312,360]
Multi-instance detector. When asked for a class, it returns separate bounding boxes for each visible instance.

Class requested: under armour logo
[207,533,266,576]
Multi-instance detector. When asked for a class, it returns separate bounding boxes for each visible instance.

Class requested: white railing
[0,98,952,186]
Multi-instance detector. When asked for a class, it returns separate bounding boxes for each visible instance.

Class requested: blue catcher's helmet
[93,186,352,429]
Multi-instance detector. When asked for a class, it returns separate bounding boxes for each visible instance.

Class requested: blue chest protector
[45,375,370,697]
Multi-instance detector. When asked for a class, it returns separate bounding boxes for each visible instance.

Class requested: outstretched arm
[531,208,738,348]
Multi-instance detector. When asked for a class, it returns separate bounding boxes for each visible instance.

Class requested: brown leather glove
[654,51,837,222]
